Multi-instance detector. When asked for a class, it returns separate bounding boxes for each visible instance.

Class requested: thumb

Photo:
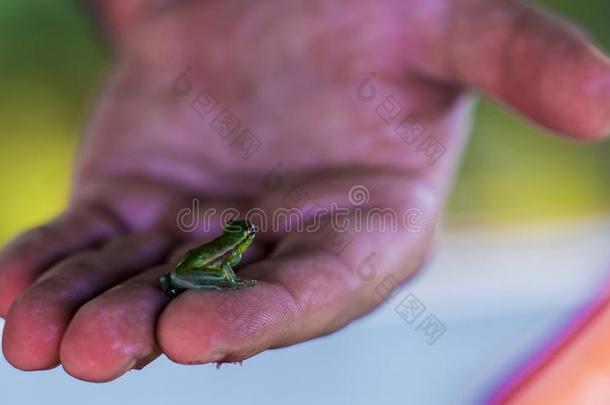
[446,0,610,140]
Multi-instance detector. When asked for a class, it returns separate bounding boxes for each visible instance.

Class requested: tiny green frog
[160,220,257,297]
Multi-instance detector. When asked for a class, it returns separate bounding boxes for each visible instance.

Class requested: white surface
[1,217,609,405]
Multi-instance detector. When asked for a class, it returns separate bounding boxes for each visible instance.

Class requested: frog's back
[177,232,241,268]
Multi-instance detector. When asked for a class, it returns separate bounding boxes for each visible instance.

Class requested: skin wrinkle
[28,304,61,346]
[499,5,543,114]
[274,253,352,311]
[446,0,521,92]
[0,206,122,317]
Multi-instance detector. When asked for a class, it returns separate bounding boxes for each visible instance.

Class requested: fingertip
[60,304,135,382]
[60,286,163,382]
[61,355,137,384]
[2,292,63,371]
[157,292,229,365]
[516,43,610,141]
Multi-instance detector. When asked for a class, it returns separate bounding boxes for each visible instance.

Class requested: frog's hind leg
[222,263,256,289]
[221,263,240,286]
[170,267,227,291]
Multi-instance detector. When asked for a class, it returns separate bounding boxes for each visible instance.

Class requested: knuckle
[57,252,105,276]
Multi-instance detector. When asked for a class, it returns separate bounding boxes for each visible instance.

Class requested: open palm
[1,0,609,382]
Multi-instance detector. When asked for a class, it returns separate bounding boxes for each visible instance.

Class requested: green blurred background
[0,0,609,246]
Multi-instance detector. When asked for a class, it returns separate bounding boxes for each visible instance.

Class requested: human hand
[1,0,609,382]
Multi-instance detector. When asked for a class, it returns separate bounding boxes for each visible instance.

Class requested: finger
[57,233,270,382]
[2,232,171,371]
[58,234,228,382]
[446,0,610,139]
[157,209,433,365]
[60,264,172,382]
[0,204,123,316]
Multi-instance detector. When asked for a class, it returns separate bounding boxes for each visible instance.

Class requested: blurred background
[0,1,609,404]
[0,0,609,245]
